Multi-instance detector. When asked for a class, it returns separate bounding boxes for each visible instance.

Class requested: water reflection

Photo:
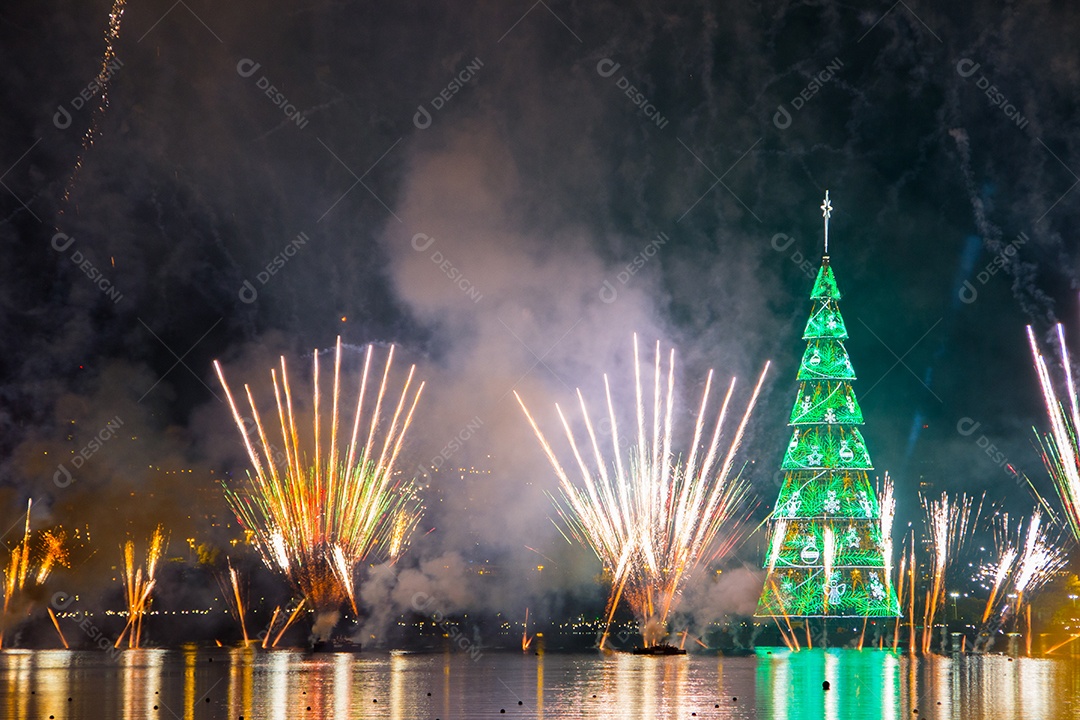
[121,649,165,720]
[755,648,900,720]
[1,647,1078,718]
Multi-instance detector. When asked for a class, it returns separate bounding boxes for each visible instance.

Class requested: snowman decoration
[857,490,873,518]
[783,489,802,517]
[845,394,856,414]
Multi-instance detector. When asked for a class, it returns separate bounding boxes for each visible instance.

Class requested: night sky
[1,1,1078,628]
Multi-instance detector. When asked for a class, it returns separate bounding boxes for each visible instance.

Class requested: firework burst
[1028,323,1080,541]
[976,508,1067,653]
[515,335,769,648]
[980,512,1019,625]
[919,491,981,654]
[1012,509,1068,611]
[878,473,896,594]
[214,338,425,632]
[115,524,167,649]
[1,500,69,648]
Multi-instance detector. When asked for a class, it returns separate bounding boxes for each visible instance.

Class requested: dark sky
[1,1,1078,620]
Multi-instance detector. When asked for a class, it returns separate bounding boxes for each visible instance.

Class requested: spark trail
[214,338,425,640]
[0,500,68,648]
[1028,323,1080,541]
[217,560,249,646]
[60,0,128,210]
[115,524,166,649]
[516,335,769,647]
[976,508,1068,654]
[920,491,980,654]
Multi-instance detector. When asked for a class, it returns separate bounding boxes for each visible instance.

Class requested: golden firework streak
[214,338,425,625]
[516,335,768,647]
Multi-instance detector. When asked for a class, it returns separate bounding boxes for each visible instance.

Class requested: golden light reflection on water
[226,646,254,719]
[118,649,165,720]
[2,651,31,720]
[182,647,194,720]
[1,647,1079,718]
[535,650,543,719]
[390,652,405,720]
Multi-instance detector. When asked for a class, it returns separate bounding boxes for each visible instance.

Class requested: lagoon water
[2,647,1079,719]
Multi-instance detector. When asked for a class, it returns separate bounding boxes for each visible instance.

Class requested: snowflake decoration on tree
[869,572,886,601]
[824,490,841,514]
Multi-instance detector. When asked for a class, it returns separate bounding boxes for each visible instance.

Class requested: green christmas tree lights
[756,193,901,619]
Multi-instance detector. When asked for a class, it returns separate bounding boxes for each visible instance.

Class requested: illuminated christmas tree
[756,193,900,619]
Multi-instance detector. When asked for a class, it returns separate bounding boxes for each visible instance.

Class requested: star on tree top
[821,190,832,254]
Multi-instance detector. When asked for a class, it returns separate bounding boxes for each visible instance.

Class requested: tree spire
[821,190,832,255]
